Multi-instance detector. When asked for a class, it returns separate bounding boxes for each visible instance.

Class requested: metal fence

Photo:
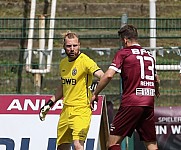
[1,17,181,38]
[0,17,181,106]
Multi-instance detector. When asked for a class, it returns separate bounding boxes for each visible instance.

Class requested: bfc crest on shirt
[72,68,77,76]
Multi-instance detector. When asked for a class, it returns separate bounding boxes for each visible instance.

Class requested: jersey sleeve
[84,56,100,75]
[109,49,125,73]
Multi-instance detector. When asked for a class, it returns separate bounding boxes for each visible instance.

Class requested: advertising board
[0,95,106,150]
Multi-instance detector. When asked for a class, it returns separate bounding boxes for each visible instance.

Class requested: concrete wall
[0,1,181,18]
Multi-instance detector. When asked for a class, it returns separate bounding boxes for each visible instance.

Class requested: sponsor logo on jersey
[136,88,155,96]
[62,78,76,85]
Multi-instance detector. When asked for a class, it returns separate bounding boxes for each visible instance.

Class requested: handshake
[39,99,54,121]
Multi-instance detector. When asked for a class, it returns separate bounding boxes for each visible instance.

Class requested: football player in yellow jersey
[39,31,104,150]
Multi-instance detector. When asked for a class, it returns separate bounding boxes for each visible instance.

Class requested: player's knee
[74,144,82,150]
[145,141,158,150]
[147,147,158,150]
[108,144,121,150]
[73,140,84,150]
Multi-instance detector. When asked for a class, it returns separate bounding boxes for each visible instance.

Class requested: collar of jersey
[132,44,140,46]
[68,52,81,62]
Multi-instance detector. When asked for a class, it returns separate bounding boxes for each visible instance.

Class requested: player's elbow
[105,69,115,80]
[105,73,114,81]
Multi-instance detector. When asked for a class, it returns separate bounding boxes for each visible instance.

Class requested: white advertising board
[0,95,106,150]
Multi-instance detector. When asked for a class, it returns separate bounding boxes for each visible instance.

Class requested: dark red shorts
[110,106,156,142]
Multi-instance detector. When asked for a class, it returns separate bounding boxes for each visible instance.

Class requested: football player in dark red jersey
[91,24,160,150]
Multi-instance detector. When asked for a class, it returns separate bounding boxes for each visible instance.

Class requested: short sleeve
[84,57,100,75]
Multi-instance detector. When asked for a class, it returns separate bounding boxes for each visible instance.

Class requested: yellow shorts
[56,105,92,145]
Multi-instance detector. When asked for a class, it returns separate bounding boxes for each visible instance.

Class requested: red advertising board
[0,94,103,115]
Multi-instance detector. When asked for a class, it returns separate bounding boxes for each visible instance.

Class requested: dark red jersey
[110,44,157,107]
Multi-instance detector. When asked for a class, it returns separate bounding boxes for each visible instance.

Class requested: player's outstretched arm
[90,69,115,109]
[39,81,63,121]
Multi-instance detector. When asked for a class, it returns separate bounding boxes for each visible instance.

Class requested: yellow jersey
[60,53,100,106]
